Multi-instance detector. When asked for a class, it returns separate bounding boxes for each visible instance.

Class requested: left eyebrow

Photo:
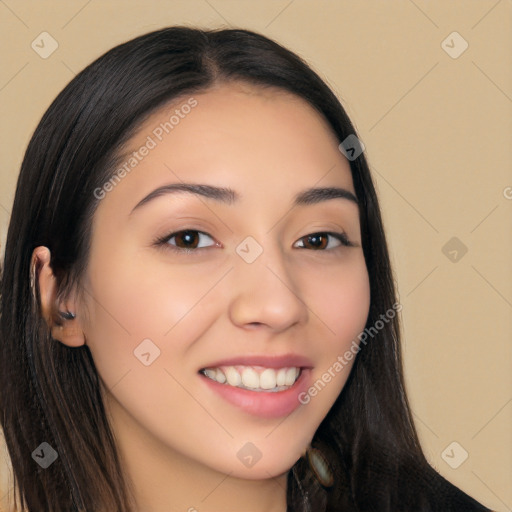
[130,183,358,214]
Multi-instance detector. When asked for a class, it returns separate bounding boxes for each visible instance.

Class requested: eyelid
[293,231,356,249]
[153,228,356,255]
[153,229,219,254]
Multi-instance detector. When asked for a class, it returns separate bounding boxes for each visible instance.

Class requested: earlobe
[31,246,86,348]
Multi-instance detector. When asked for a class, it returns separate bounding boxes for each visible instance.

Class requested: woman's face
[78,82,370,481]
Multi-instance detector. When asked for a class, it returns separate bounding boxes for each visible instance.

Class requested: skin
[34,81,371,512]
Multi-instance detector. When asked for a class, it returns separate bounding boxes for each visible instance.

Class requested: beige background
[0,1,511,511]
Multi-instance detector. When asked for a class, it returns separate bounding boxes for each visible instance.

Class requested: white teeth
[225,367,242,387]
[204,369,216,380]
[241,367,259,388]
[259,368,277,389]
[202,365,302,391]
[215,368,226,384]
[276,368,287,387]
[285,367,298,386]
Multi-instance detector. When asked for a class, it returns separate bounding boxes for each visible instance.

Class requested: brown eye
[161,230,217,252]
[302,233,329,250]
[294,232,353,251]
[173,230,200,249]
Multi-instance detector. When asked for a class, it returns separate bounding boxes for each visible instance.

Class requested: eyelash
[153,229,356,255]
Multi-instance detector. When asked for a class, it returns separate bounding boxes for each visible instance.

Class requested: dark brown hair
[0,27,491,511]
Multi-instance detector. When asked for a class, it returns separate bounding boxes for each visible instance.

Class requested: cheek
[305,255,371,350]
[298,256,370,407]
[81,246,224,384]
[80,249,225,436]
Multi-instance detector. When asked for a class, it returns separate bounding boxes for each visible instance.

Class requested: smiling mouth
[199,365,302,392]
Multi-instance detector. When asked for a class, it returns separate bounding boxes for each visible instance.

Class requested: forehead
[129,81,343,162]
[96,81,355,216]
[136,80,338,137]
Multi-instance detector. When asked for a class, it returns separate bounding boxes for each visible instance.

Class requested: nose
[228,242,308,332]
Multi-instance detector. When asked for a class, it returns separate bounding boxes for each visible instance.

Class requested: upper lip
[200,354,314,370]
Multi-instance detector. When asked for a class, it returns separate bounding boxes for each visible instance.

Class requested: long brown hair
[0,27,490,511]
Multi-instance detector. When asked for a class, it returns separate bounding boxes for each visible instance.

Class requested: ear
[31,246,86,347]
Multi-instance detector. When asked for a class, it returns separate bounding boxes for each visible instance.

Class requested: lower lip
[200,369,311,419]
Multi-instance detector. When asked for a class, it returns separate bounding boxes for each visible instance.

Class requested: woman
[0,27,492,512]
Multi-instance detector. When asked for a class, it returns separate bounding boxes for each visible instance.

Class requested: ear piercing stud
[59,311,76,320]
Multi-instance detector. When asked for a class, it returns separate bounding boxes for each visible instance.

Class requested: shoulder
[389,459,493,512]
[420,469,493,512]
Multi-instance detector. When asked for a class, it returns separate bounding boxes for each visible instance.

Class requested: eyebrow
[130,183,358,214]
